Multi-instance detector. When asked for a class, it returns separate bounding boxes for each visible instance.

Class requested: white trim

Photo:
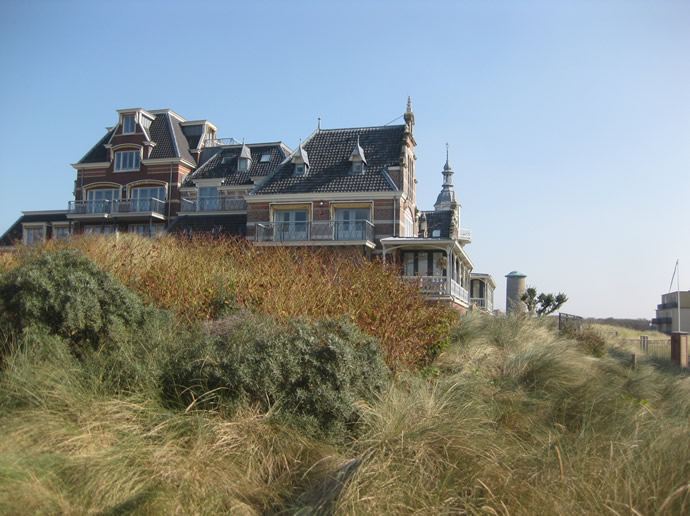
[21,210,69,216]
[142,157,197,168]
[247,191,402,202]
[71,162,109,170]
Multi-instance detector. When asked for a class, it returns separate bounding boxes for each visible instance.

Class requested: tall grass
[1,241,688,514]
[2,313,688,514]
[24,234,457,369]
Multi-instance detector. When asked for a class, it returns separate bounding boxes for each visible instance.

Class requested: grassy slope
[1,314,688,514]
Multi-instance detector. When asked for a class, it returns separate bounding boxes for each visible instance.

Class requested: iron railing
[255,220,375,243]
[68,198,165,216]
[204,137,242,147]
[180,197,248,212]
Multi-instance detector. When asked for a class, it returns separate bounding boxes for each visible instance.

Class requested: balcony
[68,198,166,218]
[405,276,469,304]
[457,228,472,243]
[470,297,494,312]
[255,220,375,246]
[180,197,248,213]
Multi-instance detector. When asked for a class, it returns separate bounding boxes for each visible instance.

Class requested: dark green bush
[161,313,389,436]
[577,327,607,358]
[0,249,161,358]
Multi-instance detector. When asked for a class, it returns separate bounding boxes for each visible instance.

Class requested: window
[404,212,414,236]
[87,188,120,213]
[84,225,116,235]
[260,153,271,162]
[128,224,164,237]
[351,161,364,174]
[274,210,308,241]
[238,158,249,171]
[334,208,370,240]
[294,164,306,176]
[123,115,136,134]
[131,186,165,213]
[199,186,219,211]
[53,226,71,240]
[24,227,44,245]
[115,150,140,172]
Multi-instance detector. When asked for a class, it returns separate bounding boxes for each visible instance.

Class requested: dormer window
[238,158,249,171]
[349,135,367,175]
[291,143,310,177]
[123,115,136,134]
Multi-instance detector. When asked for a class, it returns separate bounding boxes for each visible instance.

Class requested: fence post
[670,332,688,368]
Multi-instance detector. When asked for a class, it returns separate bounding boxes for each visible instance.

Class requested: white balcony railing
[68,198,165,216]
[180,197,248,212]
[255,220,375,243]
[405,276,469,303]
[470,297,494,312]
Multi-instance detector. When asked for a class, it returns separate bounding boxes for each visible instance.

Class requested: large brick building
[0,100,494,312]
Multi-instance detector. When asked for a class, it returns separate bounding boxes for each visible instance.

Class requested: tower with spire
[433,143,461,227]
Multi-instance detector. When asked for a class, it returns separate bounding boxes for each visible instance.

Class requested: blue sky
[1,0,688,318]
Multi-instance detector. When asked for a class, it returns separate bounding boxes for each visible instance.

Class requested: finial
[318,117,321,130]
[446,142,449,162]
[407,96,412,112]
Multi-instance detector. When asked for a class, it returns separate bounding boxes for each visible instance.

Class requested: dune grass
[1,239,688,514]
[1,310,688,514]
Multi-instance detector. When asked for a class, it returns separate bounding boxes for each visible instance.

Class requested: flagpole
[678,260,681,332]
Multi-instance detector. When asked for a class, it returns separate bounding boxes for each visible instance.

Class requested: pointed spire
[435,143,457,211]
[349,135,367,164]
[239,141,251,159]
[404,96,415,126]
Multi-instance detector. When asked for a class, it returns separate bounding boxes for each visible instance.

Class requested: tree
[521,287,568,316]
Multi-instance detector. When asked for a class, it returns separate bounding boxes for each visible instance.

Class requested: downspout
[167,163,173,221]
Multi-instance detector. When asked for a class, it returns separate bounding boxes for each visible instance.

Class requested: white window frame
[52,224,71,240]
[260,153,271,163]
[131,186,165,212]
[274,209,309,241]
[86,188,120,213]
[122,115,136,134]
[114,150,141,172]
[294,164,306,177]
[23,225,46,245]
[351,161,364,174]
[238,157,249,171]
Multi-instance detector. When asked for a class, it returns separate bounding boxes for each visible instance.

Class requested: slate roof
[167,214,247,236]
[0,212,69,247]
[423,210,453,238]
[77,111,199,165]
[78,128,116,163]
[183,144,290,187]
[253,125,406,195]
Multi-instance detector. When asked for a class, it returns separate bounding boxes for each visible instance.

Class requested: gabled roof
[253,125,406,195]
[183,143,291,187]
[76,110,201,166]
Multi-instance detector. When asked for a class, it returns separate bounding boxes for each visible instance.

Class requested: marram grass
[0,242,688,514]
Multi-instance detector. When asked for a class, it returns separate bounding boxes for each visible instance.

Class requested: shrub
[0,248,161,358]
[576,327,607,358]
[161,313,389,436]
